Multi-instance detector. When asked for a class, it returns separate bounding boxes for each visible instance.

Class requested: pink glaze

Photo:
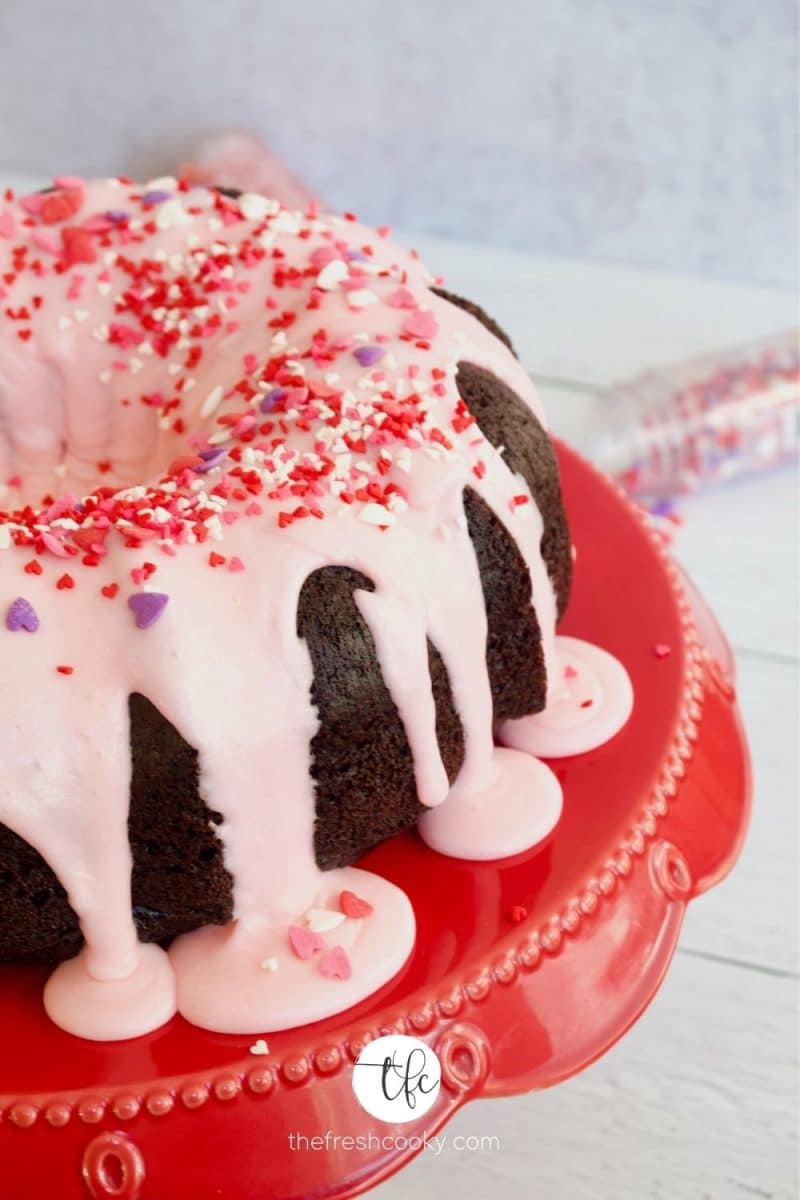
[170,867,414,1033]
[0,178,621,1041]
[499,636,634,758]
[43,943,176,1041]
[418,747,563,860]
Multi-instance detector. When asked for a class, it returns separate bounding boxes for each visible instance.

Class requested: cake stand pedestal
[0,444,751,1200]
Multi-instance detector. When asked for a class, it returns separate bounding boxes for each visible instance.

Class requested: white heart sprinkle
[260,956,279,972]
[239,193,272,222]
[249,1039,270,1056]
[359,502,396,526]
[305,908,346,933]
[155,198,191,231]
[316,259,348,291]
[347,289,377,310]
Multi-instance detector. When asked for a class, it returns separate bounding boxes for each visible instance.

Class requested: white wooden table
[370,234,799,1200]
[0,175,796,1197]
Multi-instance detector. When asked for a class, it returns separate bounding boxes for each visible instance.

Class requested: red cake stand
[0,445,750,1200]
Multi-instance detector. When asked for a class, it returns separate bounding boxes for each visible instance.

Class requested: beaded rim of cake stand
[0,447,719,1129]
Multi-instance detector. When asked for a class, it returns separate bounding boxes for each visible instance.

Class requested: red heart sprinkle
[288,925,325,960]
[318,945,352,980]
[61,227,97,266]
[41,194,74,225]
[653,643,672,659]
[508,905,528,924]
[339,890,373,919]
[101,583,119,599]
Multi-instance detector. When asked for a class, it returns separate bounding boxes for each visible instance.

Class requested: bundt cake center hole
[0,425,173,516]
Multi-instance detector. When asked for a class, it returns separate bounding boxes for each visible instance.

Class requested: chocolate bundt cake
[0,178,628,1039]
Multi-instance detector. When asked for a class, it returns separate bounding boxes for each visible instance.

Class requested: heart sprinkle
[6,597,39,633]
[653,643,672,659]
[339,890,374,919]
[249,1039,270,1056]
[288,924,325,960]
[353,344,385,368]
[127,592,169,630]
[402,309,439,340]
[318,945,352,980]
[305,907,347,933]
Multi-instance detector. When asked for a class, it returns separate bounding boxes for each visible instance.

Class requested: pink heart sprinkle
[318,945,352,980]
[228,556,245,572]
[288,925,325,961]
[309,244,338,269]
[402,310,439,340]
[385,286,417,310]
[653,643,672,659]
[31,231,60,256]
[19,193,45,215]
[41,531,71,558]
[564,664,578,680]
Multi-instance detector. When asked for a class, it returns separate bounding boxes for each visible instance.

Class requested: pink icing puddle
[418,747,562,860]
[44,944,176,1041]
[498,636,634,759]
[168,867,414,1034]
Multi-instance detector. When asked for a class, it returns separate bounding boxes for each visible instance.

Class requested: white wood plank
[533,380,601,447]
[535,387,798,974]
[398,229,798,389]
[537,387,797,663]
[673,465,799,662]
[679,654,799,975]
[372,954,798,1200]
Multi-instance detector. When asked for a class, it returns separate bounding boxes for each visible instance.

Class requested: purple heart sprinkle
[353,345,385,368]
[128,592,169,630]
[260,387,287,414]
[104,209,130,224]
[141,190,172,207]
[6,597,39,633]
[345,250,369,263]
[194,448,228,473]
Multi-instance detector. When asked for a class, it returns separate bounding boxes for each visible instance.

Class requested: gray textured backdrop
[0,0,796,287]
